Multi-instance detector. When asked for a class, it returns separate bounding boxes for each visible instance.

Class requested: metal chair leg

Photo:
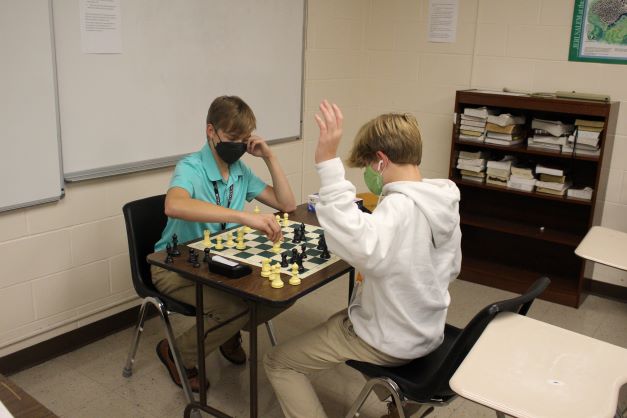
[344,377,407,418]
[122,298,150,377]
[154,298,195,405]
[265,320,278,346]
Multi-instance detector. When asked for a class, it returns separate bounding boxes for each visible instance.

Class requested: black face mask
[213,130,247,164]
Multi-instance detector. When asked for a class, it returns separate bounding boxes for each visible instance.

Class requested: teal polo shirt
[154,143,267,251]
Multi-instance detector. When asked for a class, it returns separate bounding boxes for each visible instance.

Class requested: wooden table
[147,204,354,418]
[0,374,56,417]
[575,226,627,271]
[449,312,627,418]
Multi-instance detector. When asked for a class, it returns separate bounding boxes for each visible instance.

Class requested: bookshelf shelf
[450,90,619,307]
[452,177,593,206]
[461,212,584,246]
[455,140,600,162]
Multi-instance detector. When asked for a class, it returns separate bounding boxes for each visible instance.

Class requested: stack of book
[486,156,515,187]
[535,164,571,196]
[456,150,486,183]
[458,107,497,143]
[484,113,526,147]
[528,118,574,152]
[567,186,594,201]
[507,163,536,192]
[563,119,603,157]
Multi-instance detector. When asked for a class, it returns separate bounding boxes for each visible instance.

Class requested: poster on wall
[568,0,627,64]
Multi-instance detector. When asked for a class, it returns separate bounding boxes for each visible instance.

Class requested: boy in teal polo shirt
[152,95,296,392]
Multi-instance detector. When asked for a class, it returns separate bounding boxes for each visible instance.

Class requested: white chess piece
[289,262,301,286]
[203,230,212,247]
[260,259,271,278]
[215,235,224,250]
[271,264,284,288]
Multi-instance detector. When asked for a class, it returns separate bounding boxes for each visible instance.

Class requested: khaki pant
[263,309,408,418]
[152,265,284,368]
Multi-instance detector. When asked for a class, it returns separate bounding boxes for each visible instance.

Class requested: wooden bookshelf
[450,90,619,307]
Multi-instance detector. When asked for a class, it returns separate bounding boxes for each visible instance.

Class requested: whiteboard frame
[59,0,307,182]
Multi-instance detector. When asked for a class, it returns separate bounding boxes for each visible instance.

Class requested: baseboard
[585,278,627,303]
[0,304,157,376]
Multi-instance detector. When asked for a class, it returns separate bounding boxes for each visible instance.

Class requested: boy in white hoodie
[263,100,462,418]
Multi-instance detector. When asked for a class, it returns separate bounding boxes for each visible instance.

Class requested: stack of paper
[456,150,487,183]
[563,119,603,157]
[528,118,574,152]
[567,186,594,200]
[535,164,570,196]
[458,107,498,143]
[486,156,515,187]
[485,113,526,147]
[508,163,536,192]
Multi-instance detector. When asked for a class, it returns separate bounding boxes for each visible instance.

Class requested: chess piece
[320,246,330,259]
[317,233,326,250]
[275,214,281,226]
[244,224,252,233]
[283,212,289,227]
[297,253,305,273]
[171,234,181,256]
[215,236,224,250]
[261,258,271,278]
[292,225,301,243]
[203,230,212,247]
[272,240,281,254]
[203,248,210,263]
[236,233,246,250]
[300,243,307,259]
[289,263,301,286]
[187,248,196,263]
[226,232,235,247]
[280,252,289,268]
[271,264,284,288]
[192,254,200,268]
[290,248,298,264]
[165,243,173,263]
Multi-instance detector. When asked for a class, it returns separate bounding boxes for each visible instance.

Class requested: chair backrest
[122,194,168,299]
[431,276,551,396]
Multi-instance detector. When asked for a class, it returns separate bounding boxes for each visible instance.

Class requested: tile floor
[10,277,627,418]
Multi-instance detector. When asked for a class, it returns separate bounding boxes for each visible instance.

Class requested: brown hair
[206,96,256,138]
[347,113,422,167]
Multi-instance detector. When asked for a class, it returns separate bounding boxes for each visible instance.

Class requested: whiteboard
[0,0,63,212]
[53,0,305,181]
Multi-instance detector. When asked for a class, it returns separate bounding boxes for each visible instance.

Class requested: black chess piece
[203,248,210,263]
[300,243,307,259]
[280,252,289,268]
[187,248,196,263]
[292,225,301,243]
[297,253,305,273]
[320,244,330,259]
[171,234,181,256]
[317,233,326,250]
[192,254,200,268]
[165,243,174,263]
[290,248,298,264]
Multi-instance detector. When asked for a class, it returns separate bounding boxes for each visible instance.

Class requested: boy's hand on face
[314,100,343,164]
[247,135,273,159]
[244,212,283,242]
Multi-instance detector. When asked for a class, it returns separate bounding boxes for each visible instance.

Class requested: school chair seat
[344,276,551,418]
[121,194,279,405]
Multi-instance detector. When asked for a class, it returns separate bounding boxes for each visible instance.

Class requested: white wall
[1,0,625,356]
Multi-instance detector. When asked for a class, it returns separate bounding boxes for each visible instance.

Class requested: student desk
[0,374,56,417]
[147,204,354,418]
[449,312,627,418]
[575,226,627,271]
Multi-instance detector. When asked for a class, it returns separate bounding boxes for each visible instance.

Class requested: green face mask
[363,164,384,195]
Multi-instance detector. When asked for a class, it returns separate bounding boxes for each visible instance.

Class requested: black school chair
[121,194,279,404]
[344,276,551,418]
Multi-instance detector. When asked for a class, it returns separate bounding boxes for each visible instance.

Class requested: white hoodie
[315,158,461,360]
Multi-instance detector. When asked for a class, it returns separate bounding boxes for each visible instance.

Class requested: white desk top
[450,312,627,418]
[575,226,627,271]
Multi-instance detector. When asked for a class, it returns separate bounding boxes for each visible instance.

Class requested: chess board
[187,220,341,279]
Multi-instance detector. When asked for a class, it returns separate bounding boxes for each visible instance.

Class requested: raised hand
[243,212,283,242]
[246,134,273,159]
[314,100,343,164]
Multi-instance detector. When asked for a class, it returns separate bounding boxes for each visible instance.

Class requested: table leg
[348,268,355,305]
[196,282,207,406]
[249,301,258,418]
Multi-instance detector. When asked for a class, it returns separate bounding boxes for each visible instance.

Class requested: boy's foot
[156,339,209,393]
[219,332,246,365]
[380,402,401,418]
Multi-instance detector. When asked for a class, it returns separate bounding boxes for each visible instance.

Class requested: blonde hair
[347,113,422,167]
[206,96,256,138]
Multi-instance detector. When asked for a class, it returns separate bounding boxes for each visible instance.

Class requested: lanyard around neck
[212,181,234,231]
